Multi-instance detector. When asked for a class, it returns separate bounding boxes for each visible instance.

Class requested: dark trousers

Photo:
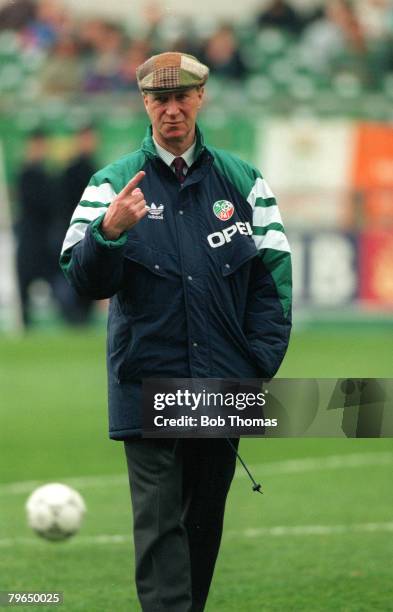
[16,248,55,327]
[124,437,239,612]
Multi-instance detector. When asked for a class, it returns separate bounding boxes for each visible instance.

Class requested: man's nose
[165,99,180,116]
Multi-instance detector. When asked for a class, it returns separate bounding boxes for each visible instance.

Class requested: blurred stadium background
[0,1,392,610]
[0,0,392,330]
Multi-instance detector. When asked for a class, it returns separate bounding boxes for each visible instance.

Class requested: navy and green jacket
[60,125,292,439]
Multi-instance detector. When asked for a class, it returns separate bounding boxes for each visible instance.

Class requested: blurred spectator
[300,0,367,74]
[40,34,83,95]
[356,0,393,39]
[334,0,367,53]
[82,21,125,92]
[151,13,193,55]
[169,35,200,56]
[78,18,107,58]
[21,0,69,51]
[356,0,393,79]
[202,24,247,80]
[142,1,164,45]
[60,126,98,237]
[0,0,35,30]
[0,0,392,97]
[15,129,58,327]
[256,0,303,34]
[53,126,98,324]
[119,40,151,91]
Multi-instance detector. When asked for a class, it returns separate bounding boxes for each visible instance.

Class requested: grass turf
[0,327,392,611]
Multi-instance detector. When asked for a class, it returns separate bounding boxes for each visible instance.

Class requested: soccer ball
[26,483,86,541]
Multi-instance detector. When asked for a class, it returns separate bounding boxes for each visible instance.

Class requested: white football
[26,483,86,541]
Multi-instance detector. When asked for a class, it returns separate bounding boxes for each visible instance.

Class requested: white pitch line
[1,452,392,496]
[0,475,127,496]
[235,451,393,479]
[226,522,393,539]
[1,522,393,549]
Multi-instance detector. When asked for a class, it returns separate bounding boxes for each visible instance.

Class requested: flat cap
[136,52,209,93]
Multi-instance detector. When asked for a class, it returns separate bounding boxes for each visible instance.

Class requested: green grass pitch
[0,328,392,611]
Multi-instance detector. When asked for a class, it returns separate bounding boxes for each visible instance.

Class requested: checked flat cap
[136,52,209,93]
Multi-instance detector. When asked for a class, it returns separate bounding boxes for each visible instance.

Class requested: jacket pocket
[122,241,178,314]
[219,238,258,277]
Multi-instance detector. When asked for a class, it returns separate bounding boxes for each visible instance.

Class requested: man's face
[28,136,48,162]
[143,87,204,146]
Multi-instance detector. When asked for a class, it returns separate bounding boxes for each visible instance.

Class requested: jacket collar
[141,123,205,160]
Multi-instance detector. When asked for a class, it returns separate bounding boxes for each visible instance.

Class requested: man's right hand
[101,171,147,240]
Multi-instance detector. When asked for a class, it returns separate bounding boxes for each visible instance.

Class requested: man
[62,126,99,226]
[16,128,58,327]
[257,0,303,33]
[60,52,292,611]
[54,126,98,325]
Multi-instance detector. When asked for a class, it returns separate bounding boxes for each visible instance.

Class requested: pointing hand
[101,171,147,240]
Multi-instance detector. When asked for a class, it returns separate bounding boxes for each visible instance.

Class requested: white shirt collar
[153,137,196,169]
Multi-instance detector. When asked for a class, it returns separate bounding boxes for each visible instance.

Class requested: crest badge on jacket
[213,200,235,221]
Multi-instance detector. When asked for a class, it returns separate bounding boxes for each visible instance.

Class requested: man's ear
[142,93,150,113]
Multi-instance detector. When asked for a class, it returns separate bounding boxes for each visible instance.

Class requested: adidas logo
[147,203,164,220]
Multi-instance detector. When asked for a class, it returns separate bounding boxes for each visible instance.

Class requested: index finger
[121,170,146,196]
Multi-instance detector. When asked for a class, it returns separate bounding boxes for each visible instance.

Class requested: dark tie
[172,157,187,184]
